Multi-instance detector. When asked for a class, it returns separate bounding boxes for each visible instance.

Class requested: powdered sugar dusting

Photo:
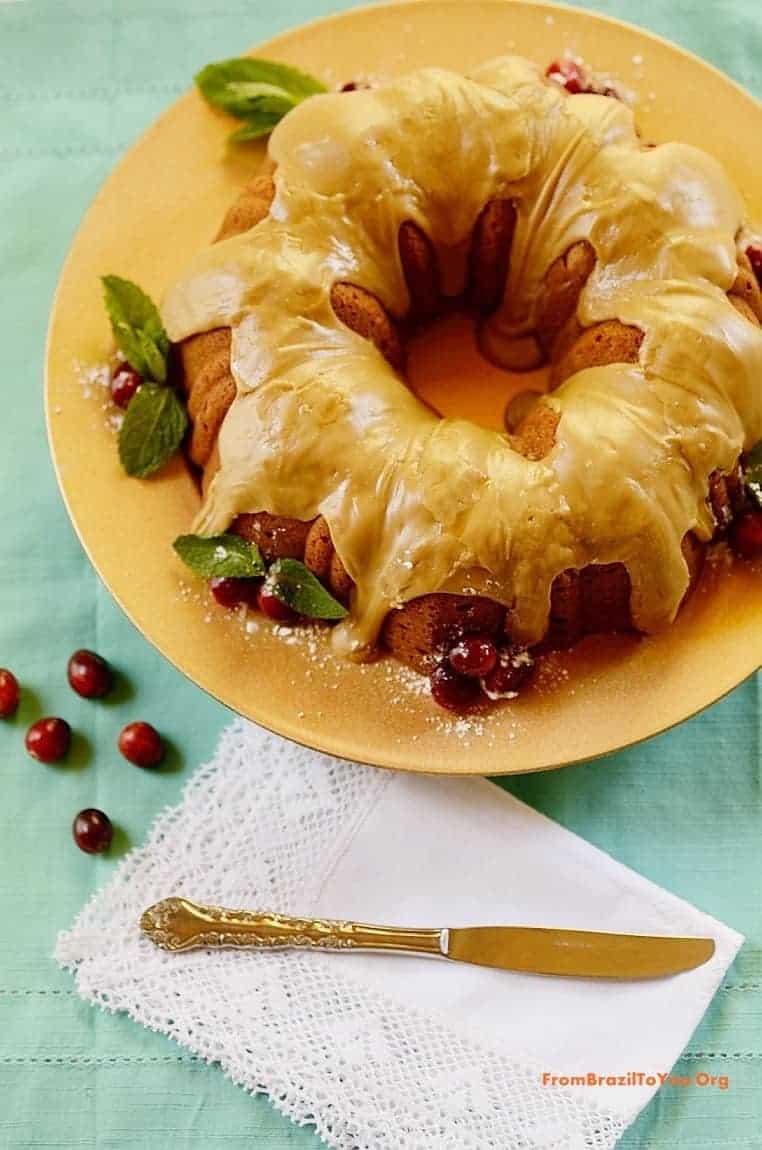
[172,576,530,746]
[535,655,571,694]
[74,357,124,433]
[74,358,111,399]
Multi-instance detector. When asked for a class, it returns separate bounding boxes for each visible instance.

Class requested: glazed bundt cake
[164,56,762,681]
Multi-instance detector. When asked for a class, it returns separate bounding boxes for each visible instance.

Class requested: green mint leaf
[267,558,348,620]
[196,58,326,112]
[173,533,265,578]
[133,327,168,383]
[744,441,762,468]
[227,80,300,107]
[227,113,285,144]
[224,85,297,139]
[195,57,326,139]
[102,275,170,382]
[118,384,188,478]
[744,440,762,509]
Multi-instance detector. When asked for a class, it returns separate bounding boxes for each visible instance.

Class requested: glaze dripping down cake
[161,55,762,684]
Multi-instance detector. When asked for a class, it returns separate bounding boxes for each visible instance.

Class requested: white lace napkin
[56,719,742,1150]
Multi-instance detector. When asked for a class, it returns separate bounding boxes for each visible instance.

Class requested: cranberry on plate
[729,509,762,558]
[545,58,620,99]
[256,584,297,623]
[545,58,587,94]
[72,808,113,854]
[482,646,535,700]
[429,662,482,712]
[25,717,71,763]
[0,669,20,718]
[118,721,164,768]
[67,649,113,699]
[209,576,259,609]
[448,634,498,679]
[110,365,142,409]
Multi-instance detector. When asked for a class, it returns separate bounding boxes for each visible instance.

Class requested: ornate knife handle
[140,897,445,956]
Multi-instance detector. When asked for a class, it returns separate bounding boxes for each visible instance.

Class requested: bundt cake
[163,55,762,688]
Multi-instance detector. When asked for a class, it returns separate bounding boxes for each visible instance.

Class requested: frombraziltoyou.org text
[541,1071,729,1090]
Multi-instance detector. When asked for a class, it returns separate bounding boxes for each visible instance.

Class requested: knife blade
[140,898,715,980]
[443,925,715,979]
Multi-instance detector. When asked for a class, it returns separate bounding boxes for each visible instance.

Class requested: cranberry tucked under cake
[161,55,762,701]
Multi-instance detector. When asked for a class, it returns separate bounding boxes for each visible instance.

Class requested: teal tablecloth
[0,1,759,1147]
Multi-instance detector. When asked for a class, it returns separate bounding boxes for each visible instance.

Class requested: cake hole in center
[406,310,550,432]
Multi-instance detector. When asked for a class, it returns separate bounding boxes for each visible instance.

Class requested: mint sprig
[267,558,348,619]
[118,384,188,478]
[743,441,762,509]
[174,539,347,620]
[101,275,188,478]
[173,534,265,579]
[195,57,327,143]
[102,275,170,382]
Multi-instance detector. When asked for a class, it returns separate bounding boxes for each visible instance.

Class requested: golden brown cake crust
[329,550,355,602]
[537,534,707,653]
[304,517,334,581]
[467,199,516,314]
[503,388,542,433]
[381,594,507,674]
[179,328,235,468]
[510,402,561,461]
[303,516,354,599]
[398,219,441,321]
[179,175,277,468]
[232,512,314,561]
[552,319,645,387]
[214,171,276,242]
[548,563,633,647]
[536,240,596,355]
[330,283,404,370]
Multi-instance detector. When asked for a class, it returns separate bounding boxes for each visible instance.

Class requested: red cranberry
[429,662,482,711]
[25,717,71,763]
[545,58,586,94]
[747,246,762,287]
[256,584,297,622]
[73,808,113,854]
[110,365,142,409]
[482,646,535,700]
[0,669,20,718]
[448,634,498,678]
[118,721,164,767]
[67,649,113,698]
[340,80,369,92]
[729,509,762,558]
[209,576,258,609]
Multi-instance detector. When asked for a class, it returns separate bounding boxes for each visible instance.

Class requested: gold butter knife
[140,898,715,979]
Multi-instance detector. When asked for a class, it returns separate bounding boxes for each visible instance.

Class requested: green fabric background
[0,1,759,1146]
